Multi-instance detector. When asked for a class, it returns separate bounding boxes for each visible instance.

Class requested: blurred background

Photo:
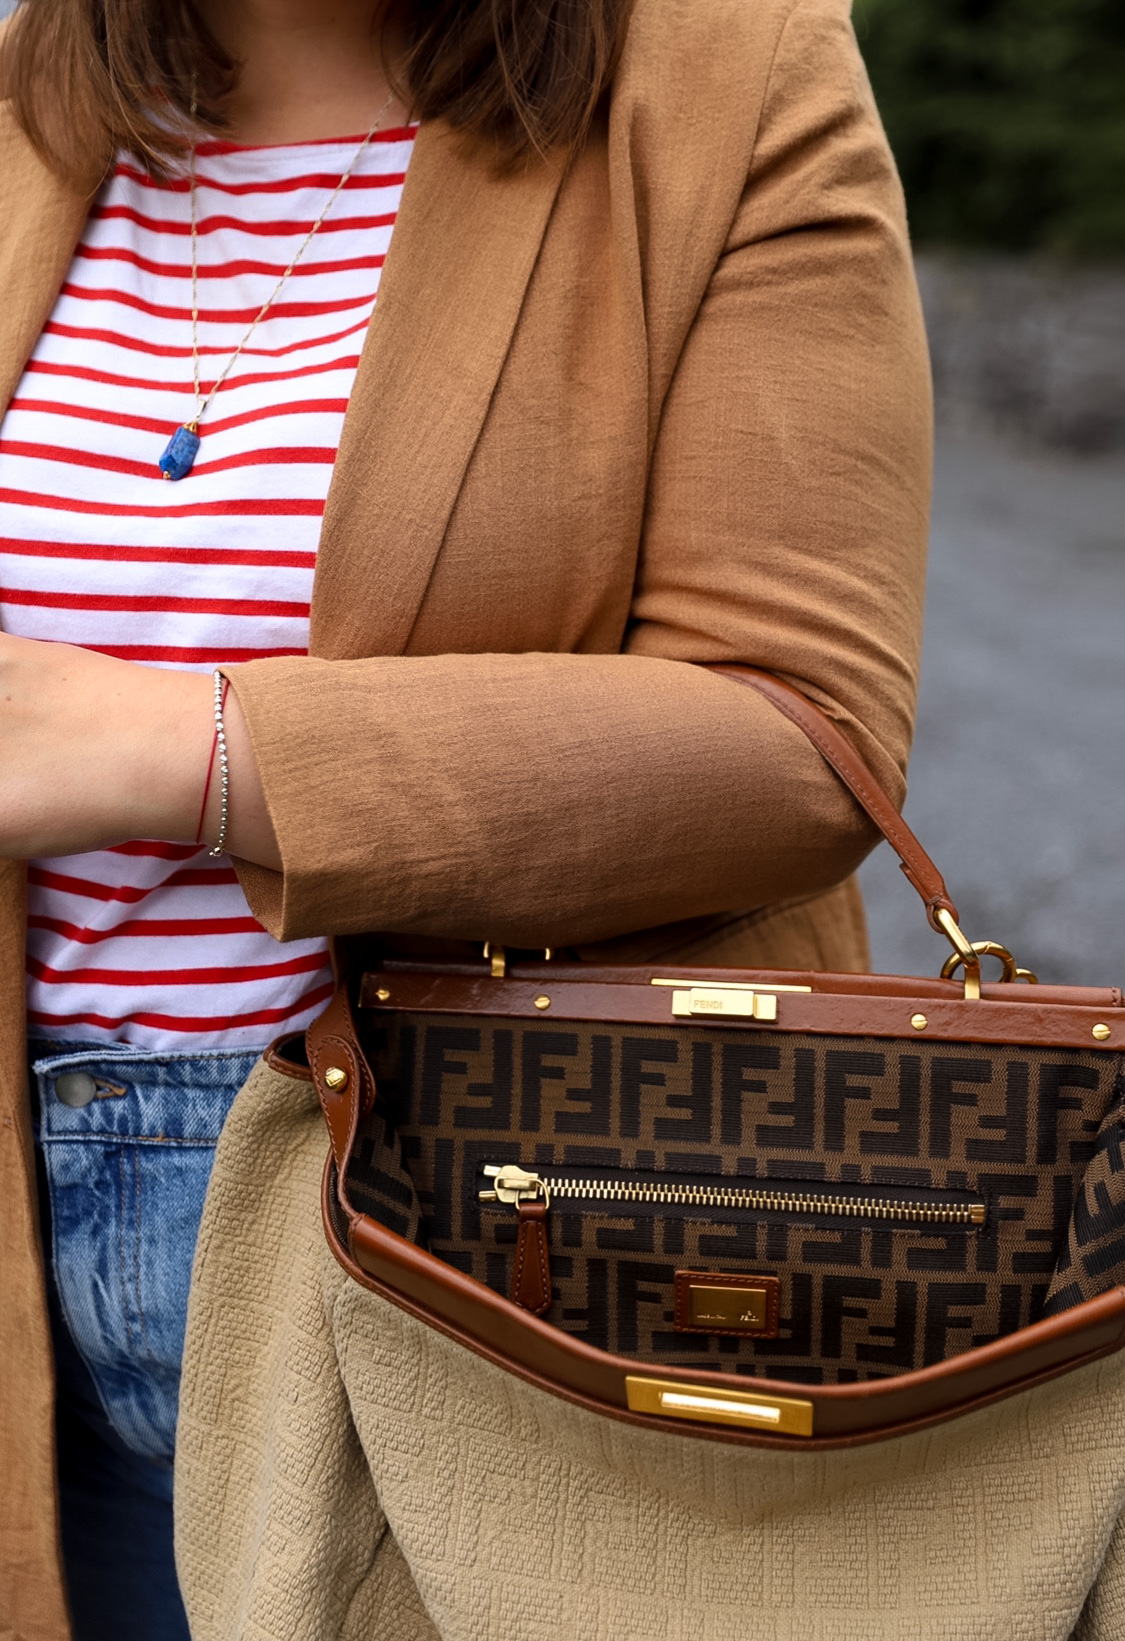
[0,0,1120,982]
[852,0,1125,987]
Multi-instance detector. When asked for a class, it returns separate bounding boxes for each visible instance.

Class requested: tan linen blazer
[0,0,931,1631]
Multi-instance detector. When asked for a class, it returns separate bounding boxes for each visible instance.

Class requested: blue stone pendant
[159,422,201,481]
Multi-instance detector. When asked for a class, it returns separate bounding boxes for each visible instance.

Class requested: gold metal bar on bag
[625,1376,814,1436]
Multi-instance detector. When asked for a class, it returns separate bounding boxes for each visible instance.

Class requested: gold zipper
[479,1164,986,1227]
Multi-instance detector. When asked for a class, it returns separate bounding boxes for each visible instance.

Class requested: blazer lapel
[0,108,92,419]
[0,113,89,1081]
[309,121,567,659]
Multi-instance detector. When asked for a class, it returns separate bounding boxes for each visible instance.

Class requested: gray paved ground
[859,427,1125,988]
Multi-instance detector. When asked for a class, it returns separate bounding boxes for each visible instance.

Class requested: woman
[0,0,930,1635]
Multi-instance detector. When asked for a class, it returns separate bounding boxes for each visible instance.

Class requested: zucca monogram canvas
[347,1013,1125,1384]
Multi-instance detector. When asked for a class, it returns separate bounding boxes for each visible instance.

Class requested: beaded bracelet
[195,672,231,855]
[208,671,231,857]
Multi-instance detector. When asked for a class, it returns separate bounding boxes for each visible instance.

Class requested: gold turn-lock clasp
[650,979,812,1023]
[672,986,780,1021]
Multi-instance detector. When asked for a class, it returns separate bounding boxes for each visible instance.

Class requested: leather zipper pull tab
[512,1200,552,1316]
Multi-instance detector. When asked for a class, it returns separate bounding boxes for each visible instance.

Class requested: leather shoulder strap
[706,665,959,932]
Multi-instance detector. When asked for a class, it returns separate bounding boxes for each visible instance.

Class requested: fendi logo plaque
[674,1271,782,1337]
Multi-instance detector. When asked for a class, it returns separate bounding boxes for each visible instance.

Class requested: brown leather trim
[369,958,1122,1010]
[707,666,959,932]
[307,985,379,1220]
[264,1032,314,1080]
[332,1174,1125,1450]
[359,971,1125,1052]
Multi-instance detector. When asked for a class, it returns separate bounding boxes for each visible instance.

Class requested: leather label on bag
[674,1271,781,1337]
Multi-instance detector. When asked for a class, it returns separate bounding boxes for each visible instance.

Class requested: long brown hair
[2,0,630,187]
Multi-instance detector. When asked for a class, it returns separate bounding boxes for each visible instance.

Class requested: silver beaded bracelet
[209,670,230,858]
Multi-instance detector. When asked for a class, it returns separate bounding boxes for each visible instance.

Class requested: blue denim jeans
[32,1041,264,1641]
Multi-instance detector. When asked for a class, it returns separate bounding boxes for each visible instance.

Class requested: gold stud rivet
[911,1014,928,1031]
[375,988,391,1002]
[1093,1024,1112,1042]
[534,995,551,1011]
[324,1066,348,1090]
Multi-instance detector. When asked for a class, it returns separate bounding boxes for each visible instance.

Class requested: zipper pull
[512,1200,552,1316]
[479,1166,553,1316]
[479,1164,550,1206]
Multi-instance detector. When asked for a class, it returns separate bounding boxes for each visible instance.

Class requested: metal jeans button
[55,1072,98,1109]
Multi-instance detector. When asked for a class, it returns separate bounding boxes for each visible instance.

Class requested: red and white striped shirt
[0,127,416,1050]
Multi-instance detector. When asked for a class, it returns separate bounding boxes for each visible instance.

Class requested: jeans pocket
[46,1134,223,1465]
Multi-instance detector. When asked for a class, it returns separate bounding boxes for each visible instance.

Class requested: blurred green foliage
[853,0,1125,255]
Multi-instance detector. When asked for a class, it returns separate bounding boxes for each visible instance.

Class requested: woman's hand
[0,633,281,867]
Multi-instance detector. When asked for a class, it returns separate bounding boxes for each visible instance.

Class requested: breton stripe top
[0,127,417,1050]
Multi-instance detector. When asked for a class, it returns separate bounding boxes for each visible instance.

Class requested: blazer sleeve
[227,0,932,948]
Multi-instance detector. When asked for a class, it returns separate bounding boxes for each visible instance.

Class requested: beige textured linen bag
[175,674,1125,1638]
[177,1058,1125,1641]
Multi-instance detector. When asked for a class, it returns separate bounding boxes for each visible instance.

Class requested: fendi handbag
[305,666,1125,1449]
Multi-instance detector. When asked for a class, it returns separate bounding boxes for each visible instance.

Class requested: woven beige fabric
[177,1063,1125,1641]
[1073,1513,1125,1641]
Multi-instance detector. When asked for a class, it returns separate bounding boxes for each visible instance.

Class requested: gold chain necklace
[159,91,396,481]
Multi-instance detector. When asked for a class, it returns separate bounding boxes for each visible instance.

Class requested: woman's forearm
[0,633,281,868]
